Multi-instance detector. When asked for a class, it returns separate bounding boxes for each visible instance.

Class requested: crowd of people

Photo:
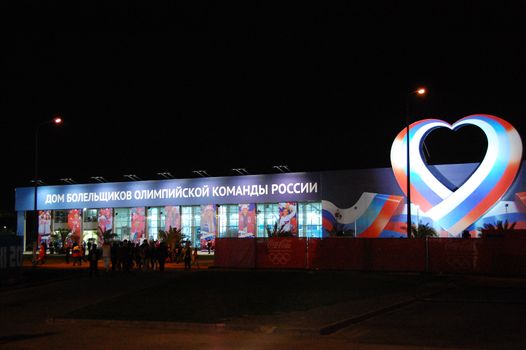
[38,239,201,275]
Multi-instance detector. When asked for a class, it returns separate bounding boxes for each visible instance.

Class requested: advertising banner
[97,208,113,232]
[255,238,307,269]
[67,209,82,243]
[238,203,256,237]
[37,210,52,245]
[131,207,146,243]
[165,205,181,231]
[200,204,216,250]
[278,202,298,235]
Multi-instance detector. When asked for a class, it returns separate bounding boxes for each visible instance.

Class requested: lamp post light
[33,116,62,250]
[406,88,426,238]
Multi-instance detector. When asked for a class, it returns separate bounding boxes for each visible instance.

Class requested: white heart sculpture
[390,114,522,235]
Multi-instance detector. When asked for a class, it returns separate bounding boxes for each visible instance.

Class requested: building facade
[14,162,526,252]
[14,115,526,251]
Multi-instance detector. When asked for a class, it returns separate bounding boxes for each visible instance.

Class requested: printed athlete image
[200,204,216,250]
[68,209,82,242]
[97,208,113,232]
[165,205,181,231]
[279,202,298,235]
[38,210,52,244]
[131,207,146,242]
[238,203,256,237]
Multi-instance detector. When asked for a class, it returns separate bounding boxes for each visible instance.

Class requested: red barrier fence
[427,238,476,273]
[256,238,308,269]
[214,237,526,274]
[214,238,255,269]
[307,238,426,271]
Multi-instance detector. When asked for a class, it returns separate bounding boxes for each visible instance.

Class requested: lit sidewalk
[22,253,215,270]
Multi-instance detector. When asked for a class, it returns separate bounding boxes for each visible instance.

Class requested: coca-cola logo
[267,239,292,250]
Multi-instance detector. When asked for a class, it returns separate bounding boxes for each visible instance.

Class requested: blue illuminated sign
[15,172,321,211]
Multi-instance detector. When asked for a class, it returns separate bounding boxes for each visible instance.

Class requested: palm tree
[478,220,517,238]
[266,221,293,238]
[98,226,117,245]
[479,220,516,232]
[55,228,71,252]
[410,222,437,238]
[158,226,184,251]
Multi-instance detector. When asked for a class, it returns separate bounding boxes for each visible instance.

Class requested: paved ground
[2,264,526,349]
[22,252,215,270]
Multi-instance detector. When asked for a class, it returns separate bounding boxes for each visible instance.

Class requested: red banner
[308,238,364,270]
[308,238,425,272]
[474,237,526,274]
[255,238,307,269]
[215,238,256,268]
[428,238,476,273]
[215,237,526,274]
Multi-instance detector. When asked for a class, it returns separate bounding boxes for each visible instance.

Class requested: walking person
[192,247,200,269]
[33,242,46,265]
[183,241,192,270]
[139,239,149,271]
[64,245,70,264]
[158,241,168,272]
[102,241,111,272]
[31,242,37,265]
[72,243,82,266]
[111,242,118,271]
[88,243,100,278]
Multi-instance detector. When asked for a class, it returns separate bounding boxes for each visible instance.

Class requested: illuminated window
[298,202,322,238]
[256,203,279,237]
[181,206,201,246]
[147,207,166,240]
[218,204,239,237]
[83,209,98,223]
[114,208,131,241]
[83,230,98,245]
[53,210,68,224]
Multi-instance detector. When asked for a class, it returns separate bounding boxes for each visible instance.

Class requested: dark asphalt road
[2,269,526,349]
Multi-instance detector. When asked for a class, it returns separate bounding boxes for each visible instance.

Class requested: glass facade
[35,201,322,247]
[257,203,280,237]
[298,202,322,238]
[147,206,166,240]
[53,210,68,224]
[218,204,239,238]
[181,206,201,247]
[114,208,131,241]
[83,209,98,224]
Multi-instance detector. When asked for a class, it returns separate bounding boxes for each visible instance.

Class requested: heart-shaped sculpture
[390,115,522,235]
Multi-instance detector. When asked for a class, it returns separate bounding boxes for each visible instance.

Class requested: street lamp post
[32,116,62,250]
[406,88,426,238]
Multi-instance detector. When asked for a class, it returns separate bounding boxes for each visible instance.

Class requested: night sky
[1,2,526,220]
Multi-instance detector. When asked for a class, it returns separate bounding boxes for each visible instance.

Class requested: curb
[227,322,318,335]
[48,317,227,332]
[319,284,456,335]
[48,317,319,335]
[319,298,416,335]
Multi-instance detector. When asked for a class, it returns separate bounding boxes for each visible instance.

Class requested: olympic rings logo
[269,252,291,265]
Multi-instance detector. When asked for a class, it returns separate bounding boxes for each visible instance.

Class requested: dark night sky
[1,1,526,218]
